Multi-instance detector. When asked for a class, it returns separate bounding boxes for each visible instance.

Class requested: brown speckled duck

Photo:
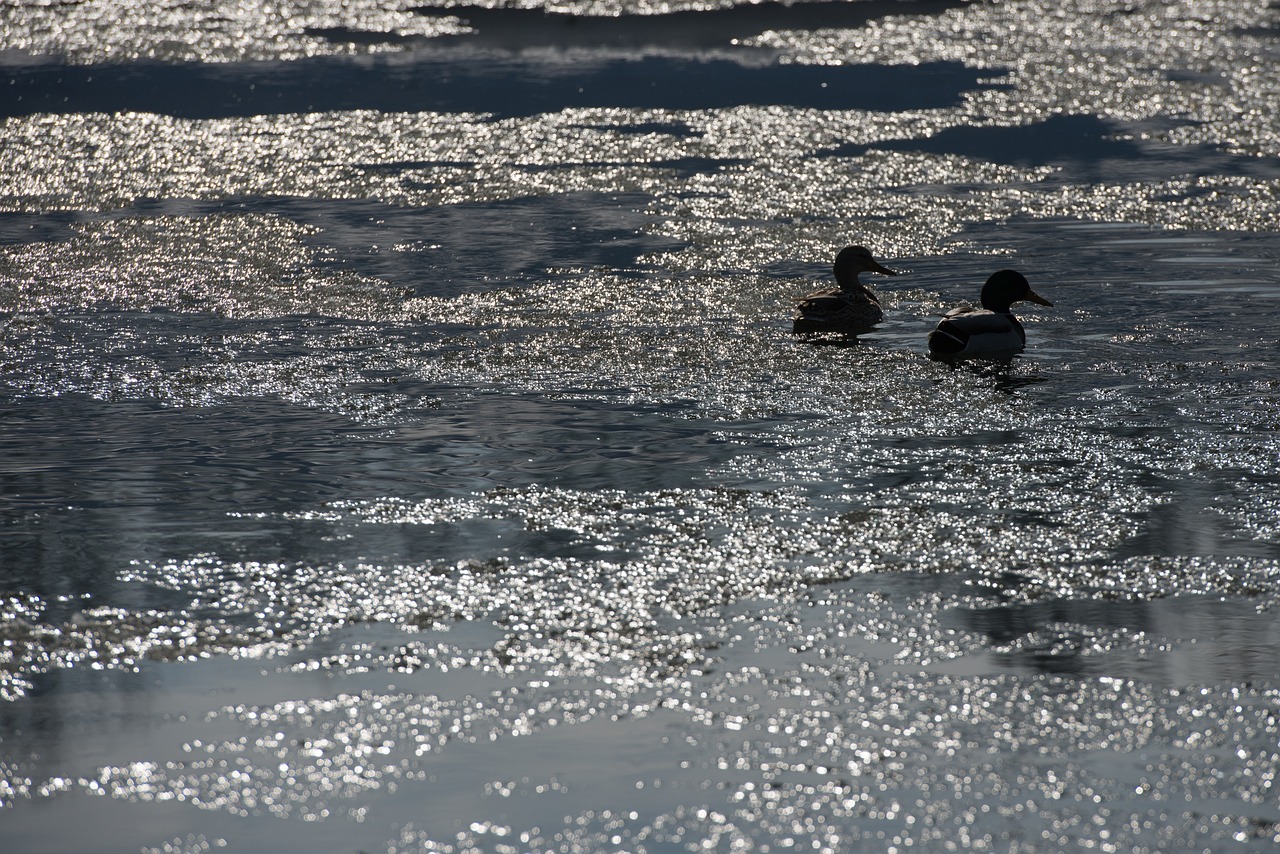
[792,245,898,335]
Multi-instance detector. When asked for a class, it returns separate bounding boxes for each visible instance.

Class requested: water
[2,0,1279,851]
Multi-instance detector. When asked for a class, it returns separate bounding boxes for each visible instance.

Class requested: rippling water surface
[2,1,1280,851]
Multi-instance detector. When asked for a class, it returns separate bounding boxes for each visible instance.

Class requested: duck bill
[870,261,899,276]
[1024,288,1053,306]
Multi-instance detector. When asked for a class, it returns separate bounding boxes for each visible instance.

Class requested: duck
[793,245,898,335]
[927,269,1052,356]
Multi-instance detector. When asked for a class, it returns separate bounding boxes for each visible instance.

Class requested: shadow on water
[830,114,1280,182]
[0,53,994,119]
[0,1,993,120]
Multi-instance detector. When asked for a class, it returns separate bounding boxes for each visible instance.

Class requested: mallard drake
[927,269,1052,356]
[793,245,898,334]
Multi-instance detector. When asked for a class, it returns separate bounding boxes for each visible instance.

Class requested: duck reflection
[934,354,1050,394]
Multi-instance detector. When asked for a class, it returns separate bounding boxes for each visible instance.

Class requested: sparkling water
[2,1,1279,851]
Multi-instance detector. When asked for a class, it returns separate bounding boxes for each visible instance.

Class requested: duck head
[834,245,898,289]
[979,269,1052,313]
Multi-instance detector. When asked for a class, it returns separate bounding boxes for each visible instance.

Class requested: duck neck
[836,273,871,296]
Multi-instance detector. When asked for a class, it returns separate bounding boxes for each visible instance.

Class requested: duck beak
[870,261,899,276]
[1024,287,1052,306]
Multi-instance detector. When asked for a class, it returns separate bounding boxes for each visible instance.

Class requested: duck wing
[795,288,852,312]
[793,288,883,332]
[928,309,1025,355]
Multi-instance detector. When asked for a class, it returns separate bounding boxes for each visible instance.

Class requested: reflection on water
[929,355,1051,394]
[2,0,1280,850]
[949,594,1280,685]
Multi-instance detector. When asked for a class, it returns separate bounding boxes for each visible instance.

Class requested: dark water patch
[0,53,995,119]
[1113,487,1280,560]
[353,159,478,171]
[522,155,749,177]
[830,114,1280,182]
[0,618,511,786]
[132,192,681,296]
[332,510,625,566]
[303,25,424,48]
[956,598,1165,646]
[1236,24,1280,38]
[586,119,703,138]
[0,211,84,246]
[829,114,1141,164]
[0,680,704,854]
[380,391,737,493]
[947,595,1280,686]
[0,390,738,593]
[649,155,751,177]
[411,0,969,51]
[0,394,388,596]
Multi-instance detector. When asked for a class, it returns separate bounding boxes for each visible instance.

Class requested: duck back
[793,287,883,333]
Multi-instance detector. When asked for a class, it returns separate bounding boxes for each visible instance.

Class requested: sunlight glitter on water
[0,1,473,64]
[2,0,1280,851]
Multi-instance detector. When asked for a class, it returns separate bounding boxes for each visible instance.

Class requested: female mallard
[927,269,1052,356]
[793,245,898,334]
